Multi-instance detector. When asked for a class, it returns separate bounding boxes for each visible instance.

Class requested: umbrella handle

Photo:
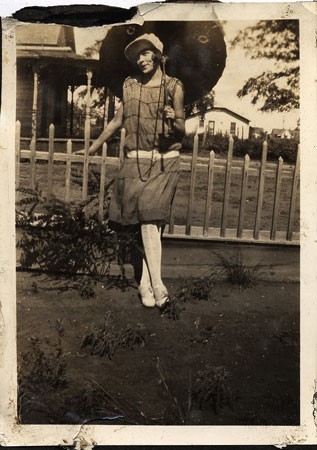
[162,56,172,137]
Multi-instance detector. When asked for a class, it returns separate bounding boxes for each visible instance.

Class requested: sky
[75,21,299,133]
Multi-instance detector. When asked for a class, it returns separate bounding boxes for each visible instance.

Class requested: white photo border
[1,2,317,445]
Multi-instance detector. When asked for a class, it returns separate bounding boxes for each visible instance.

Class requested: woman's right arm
[78,103,124,155]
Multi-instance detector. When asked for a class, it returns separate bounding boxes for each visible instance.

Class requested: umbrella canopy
[98,21,226,105]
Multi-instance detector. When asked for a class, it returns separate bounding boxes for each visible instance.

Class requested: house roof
[271,128,299,140]
[186,106,250,124]
[16,24,76,52]
[16,48,96,64]
[16,24,99,85]
[250,127,264,133]
[271,128,292,135]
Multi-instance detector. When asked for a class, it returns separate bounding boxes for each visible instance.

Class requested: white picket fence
[16,121,300,245]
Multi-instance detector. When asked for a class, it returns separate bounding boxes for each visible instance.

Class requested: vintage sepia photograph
[1,1,316,445]
[14,16,301,426]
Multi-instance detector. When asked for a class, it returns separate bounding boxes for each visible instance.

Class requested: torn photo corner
[1,1,317,446]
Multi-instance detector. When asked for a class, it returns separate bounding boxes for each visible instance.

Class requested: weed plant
[18,320,68,422]
[194,365,235,415]
[67,379,147,425]
[157,358,192,425]
[174,277,215,303]
[81,312,146,359]
[215,249,259,289]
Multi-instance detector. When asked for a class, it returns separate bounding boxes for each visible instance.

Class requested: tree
[184,91,215,118]
[231,20,299,112]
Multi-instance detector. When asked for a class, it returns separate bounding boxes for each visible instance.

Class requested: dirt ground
[17,270,299,426]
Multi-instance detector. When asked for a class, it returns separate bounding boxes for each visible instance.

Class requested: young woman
[83,33,185,309]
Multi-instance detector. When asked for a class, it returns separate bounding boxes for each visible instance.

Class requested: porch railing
[16,121,300,245]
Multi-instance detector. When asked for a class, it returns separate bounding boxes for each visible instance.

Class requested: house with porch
[185,106,250,139]
[16,24,98,141]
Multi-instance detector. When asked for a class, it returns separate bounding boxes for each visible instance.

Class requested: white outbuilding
[185,106,250,139]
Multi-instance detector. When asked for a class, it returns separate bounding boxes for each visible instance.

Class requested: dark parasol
[98,21,227,106]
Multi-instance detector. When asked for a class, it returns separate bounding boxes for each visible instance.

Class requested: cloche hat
[124,33,163,63]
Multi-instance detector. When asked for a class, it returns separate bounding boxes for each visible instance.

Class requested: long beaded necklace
[136,72,164,182]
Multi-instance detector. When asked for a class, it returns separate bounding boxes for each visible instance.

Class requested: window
[230,122,236,135]
[208,120,215,135]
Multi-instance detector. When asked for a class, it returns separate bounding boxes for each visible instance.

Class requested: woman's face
[136,48,158,74]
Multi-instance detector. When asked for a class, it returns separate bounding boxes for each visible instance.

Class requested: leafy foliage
[231,20,299,112]
[159,297,184,320]
[174,277,215,303]
[81,312,146,359]
[16,169,131,298]
[18,322,68,394]
[184,91,215,119]
[182,131,299,163]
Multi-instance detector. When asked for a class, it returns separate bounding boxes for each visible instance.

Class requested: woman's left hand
[164,106,175,120]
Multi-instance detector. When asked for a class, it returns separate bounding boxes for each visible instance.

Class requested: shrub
[182,132,298,163]
[16,170,133,297]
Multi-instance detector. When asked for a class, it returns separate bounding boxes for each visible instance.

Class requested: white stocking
[140,258,151,288]
[140,223,164,290]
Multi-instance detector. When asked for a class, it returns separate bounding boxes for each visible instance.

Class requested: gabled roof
[16,24,99,86]
[250,127,264,133]
[211,107,250,124]
[16,24,76,52]
[186,106,250,124]
[271,128,284,134]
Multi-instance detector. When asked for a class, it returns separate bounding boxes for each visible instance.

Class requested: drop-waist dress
[109,75,184,225]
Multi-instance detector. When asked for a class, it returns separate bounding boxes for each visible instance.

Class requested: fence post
[15,121,21,197]
[203,150,215,236]
[287,145,300,241]
[270,156,284,240]
[82,69,92,202]
[220,135,234,237]
[47,123,55,200]
[254,138,268,239]
[30,138,36,190]
[237,153,250,238]
[82,119,90,202]
[186,132,199,235]
[98,142,108,223]
[31,62,39,142]
[119,128,126,170]
[65,140,72,203]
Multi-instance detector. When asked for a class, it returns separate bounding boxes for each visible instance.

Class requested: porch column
[103,87,108,129]
[70,85,75,135]
[85,69,92,121]
[31,62,39,141]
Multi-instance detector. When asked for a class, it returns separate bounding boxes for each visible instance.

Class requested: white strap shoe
[153,284,170,309]
[138,284,156,308]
